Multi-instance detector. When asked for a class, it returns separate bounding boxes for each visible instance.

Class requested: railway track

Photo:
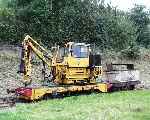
[0,97,16,109]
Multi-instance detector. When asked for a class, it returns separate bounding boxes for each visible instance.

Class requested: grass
[0,90,150,120]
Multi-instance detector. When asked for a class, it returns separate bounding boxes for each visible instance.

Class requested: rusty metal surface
[104,63,140,83]
[105,70,140,83]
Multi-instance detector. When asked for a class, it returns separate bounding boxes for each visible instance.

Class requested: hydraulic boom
[19,35,52,85]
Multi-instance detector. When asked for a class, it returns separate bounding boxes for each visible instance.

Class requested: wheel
[129,85,135,90]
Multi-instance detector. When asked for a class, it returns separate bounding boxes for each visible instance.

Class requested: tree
[130,5,150,47]
[0,0,138,53]
[95,5,137,50]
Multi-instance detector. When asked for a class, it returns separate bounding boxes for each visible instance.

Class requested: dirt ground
[0,46,44,97]
[0,46,150,97]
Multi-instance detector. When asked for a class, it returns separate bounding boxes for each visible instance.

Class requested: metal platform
[15,83,111,100]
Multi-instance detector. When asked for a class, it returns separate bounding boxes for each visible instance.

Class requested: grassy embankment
[0,90,150,120]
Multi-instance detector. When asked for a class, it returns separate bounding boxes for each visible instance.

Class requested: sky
[105,0,150,11]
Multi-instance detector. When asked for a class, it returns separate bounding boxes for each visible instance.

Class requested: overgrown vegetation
[0,90,150,120]
[0,0,150,58]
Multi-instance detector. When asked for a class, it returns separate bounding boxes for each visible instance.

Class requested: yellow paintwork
[65,57,89,67]
[20,83,109,100]
[97,83,108,92]
[21,35,103,85]
[22,35,52,85]
[31,88,52,100]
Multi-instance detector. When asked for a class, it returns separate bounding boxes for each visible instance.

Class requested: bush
[120,45,140,59]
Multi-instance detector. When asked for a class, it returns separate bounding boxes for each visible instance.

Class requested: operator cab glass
[72,43,89,58]
[59,47,69,58]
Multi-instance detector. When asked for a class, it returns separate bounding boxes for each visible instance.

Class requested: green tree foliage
[95,7,137,50]
[0,0,144,53]
[130,5,150,47]
[0,8,17,44]
[0,0,9,8]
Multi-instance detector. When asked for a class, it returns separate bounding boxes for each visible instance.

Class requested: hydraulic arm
[19,35,52,85]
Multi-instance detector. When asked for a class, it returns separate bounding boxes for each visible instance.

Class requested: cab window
[72,45,89,58]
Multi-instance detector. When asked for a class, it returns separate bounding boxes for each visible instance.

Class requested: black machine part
[89,54,101,66]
